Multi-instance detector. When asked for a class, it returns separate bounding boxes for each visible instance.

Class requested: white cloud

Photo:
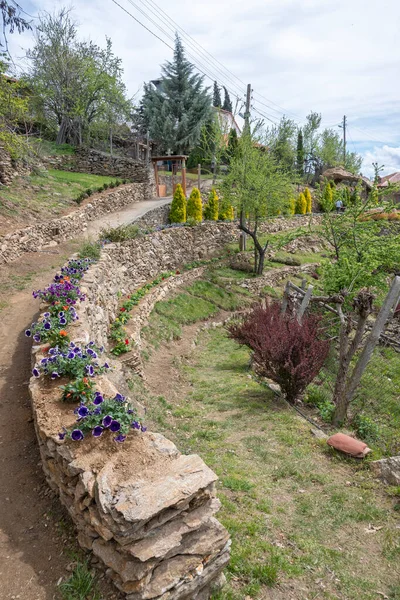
[363,146,400,177]
[6,0,400,167]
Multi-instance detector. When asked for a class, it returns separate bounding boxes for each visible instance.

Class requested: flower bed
[26,242,231,600]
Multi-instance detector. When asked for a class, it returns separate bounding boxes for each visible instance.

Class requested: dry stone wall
[0,146,30,185]
[0,183,146,264]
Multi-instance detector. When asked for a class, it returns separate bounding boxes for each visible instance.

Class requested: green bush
[186,187,203,222]
[100,224,141,242]
[295,192,307,215]
[304,187,312,213]
[321,182,334,212]
[204,188,219,220]
[287,198,296,215]
[218,196,234,220]
[78,241,101,260]
[170,184,187,223]
[352,413,380,443]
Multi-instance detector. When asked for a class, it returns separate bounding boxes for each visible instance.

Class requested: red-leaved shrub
[228,302,330,403]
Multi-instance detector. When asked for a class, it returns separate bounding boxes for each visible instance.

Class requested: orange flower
[83,377,88,384]
[63,306,68,310]
[63,276,70,281]
[59,330,68,337]
[66,393,71,398]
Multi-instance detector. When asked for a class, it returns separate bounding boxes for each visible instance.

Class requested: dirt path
[0,198,169,600]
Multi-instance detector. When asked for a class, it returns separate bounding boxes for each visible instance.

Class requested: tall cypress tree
[213,81,222,107]
[296,128,305,177]
[141,35,211,155]
[222,86,233,112]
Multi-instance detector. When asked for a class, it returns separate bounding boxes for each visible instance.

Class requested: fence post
[345,276,400,404]
[198,163,201,191]
[281,282,291,315]
[297,284,314,324]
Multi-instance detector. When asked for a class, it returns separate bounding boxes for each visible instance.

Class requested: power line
[348,122,397,147]
[117,0,244,105]
[112,0,299,122]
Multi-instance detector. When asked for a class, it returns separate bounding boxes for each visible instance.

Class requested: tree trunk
[257,248,266,275]
[56,117,69,145]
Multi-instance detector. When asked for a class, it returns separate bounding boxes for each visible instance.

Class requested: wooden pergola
[151,155,188,197]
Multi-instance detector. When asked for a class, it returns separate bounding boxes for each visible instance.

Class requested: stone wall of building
[0,183,147,264]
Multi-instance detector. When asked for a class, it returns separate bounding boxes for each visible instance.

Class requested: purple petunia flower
[114,393,125,403]
[114,434,126,443]
[93,407,101,415]
[92,426,104,437]
[86,365,94,377]
[67,352,75,359]
[40,358,48,365]
[102,415,112,428]
[93,393,104,405]
[110,420,121,432]
[59,318,67,326]
[77,405,89,418]
[44,312,50,318]
[71,429,84,441]
[33,334,41,343]
[58,431,66,440]
[32,367,40,378]
[51,372,59,380]
[104,362,110,369]
[25,329,31,337]
[141,425,147,432]
[44,322,51,330]
[131,421,141,430]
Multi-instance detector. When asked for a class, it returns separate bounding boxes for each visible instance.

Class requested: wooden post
[181,158,187,197]
[344,276,400,404]
[172,163,176,196]
[197,163,201,191]
[297,284,314,324]
[153,161,160,197]
[146,130,150,164]
[281,281,291,315]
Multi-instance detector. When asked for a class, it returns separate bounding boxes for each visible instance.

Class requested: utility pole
[239,83,252,251]
[339,115,347,166]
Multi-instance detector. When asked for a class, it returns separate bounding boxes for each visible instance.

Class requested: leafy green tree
[170,183,186,223]
[141,35,211,155]
[1,0,31,51]
[187,187,202,222]
[26,9,129,146]
[222,132,292,274]
[213,81,221,107]
[0,57,30,158]
[269,116,297,173]
[204,188,219,220]
[296,128,304,177]
[222,86,232,113]
[218,194,234,220]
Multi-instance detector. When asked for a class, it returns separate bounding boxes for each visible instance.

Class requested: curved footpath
[0,197,170,600]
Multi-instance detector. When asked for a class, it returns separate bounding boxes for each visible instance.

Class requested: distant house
[377,172,400,204]
[212,107,241,138]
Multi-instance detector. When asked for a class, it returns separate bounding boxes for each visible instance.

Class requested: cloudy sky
[8,0,400,177]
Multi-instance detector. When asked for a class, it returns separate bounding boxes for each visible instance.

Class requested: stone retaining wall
[134,204,171,230]
[0,183,147,264]
[59,148,153,183]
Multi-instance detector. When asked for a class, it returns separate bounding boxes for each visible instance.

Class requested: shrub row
[74,178,130,205]
[170,185,234,224]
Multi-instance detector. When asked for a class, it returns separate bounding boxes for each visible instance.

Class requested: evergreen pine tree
[321,182,334,212]
[218,195,234,220]
[187,187,203,222]
[204,188,219,220]
[226,128,239,163]
[304,187,312,213]
[213,81,222,107]
[288,198,296,215]
[170,184,187,223]
[141,35,211,155]
[296,192,307,215]
[222,86,233,112]
[296,129,304,177]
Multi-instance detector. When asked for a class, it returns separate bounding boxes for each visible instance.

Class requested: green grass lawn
[142,326,400,600]
[0,168,121,224]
